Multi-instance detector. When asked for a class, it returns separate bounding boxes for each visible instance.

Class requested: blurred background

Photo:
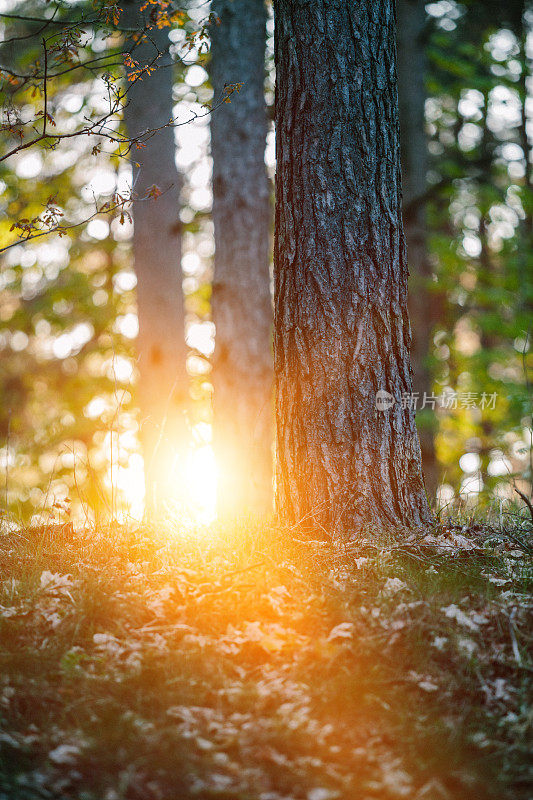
[0,0,531,526]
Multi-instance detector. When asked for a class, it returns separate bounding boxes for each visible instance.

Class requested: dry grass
[0,516,531,799]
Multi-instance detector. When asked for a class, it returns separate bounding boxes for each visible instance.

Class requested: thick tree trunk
[274,0,431,536]
[122,2,188,514]
[209,0,273,515]
[397,0,439,500]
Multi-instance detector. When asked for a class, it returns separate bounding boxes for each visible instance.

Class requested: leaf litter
[0,519,531,799]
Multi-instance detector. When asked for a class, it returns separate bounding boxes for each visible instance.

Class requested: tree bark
[518,3,533,309]
[397,0,440,500]
[122,1,188,514]
[210,0,273,515]
[274,0,431,536]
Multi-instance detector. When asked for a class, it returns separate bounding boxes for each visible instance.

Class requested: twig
[513,485,533,526]
[41,38,48,137]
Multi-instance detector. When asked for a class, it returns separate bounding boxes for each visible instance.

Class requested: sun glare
[182,444,218,524]
[118,440,218,526]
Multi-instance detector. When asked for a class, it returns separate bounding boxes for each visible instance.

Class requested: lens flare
[118,441,218,525]
[182,444,218,524]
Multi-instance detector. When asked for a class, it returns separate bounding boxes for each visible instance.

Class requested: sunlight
[180,444,218,524]
[116,453,145,520]
[118,440,218,526]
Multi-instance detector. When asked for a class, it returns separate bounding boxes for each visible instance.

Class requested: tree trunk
[122,1,188,514]
[397,0,440,501]
[209,0,273,516]
[518,4,533,307]
[274,0,431,536]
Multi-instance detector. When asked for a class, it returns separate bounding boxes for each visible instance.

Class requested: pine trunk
[122,2,188,513]
[397,0,440,500]
[210,0,273,515]
[274,0,431,536]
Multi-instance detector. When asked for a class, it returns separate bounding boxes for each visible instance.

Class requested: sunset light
[117,438,218,525]
[0,0,531,796]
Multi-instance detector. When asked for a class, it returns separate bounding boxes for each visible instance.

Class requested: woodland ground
[0,514,531,800]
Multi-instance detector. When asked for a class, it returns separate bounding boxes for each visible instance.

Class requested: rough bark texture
[122,1,188,512]
[274,0,431,536]
[397,0,439,499]
[210,0,273,515]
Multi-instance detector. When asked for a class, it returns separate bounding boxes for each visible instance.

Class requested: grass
[0,516,531,799]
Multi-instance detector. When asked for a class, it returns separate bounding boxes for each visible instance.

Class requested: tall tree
[397,0,439,500]
[209,0,273,515]
[274,0,431,535]
[122,0,188,513]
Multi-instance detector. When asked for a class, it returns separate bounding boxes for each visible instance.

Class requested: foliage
[424,0,532,504]
[0,0,210,251]
[0,0,215,520]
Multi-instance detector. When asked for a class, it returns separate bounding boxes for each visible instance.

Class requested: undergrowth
[0,517,531,799]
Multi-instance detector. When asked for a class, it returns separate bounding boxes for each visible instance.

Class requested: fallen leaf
[442,604,479,631]
[48,743,81,765]
[418,680,439,692]
[327,622,354,642]
[382,578,408,596]
[307,788,339,800]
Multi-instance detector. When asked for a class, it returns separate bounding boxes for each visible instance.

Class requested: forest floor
[0,515,531,800]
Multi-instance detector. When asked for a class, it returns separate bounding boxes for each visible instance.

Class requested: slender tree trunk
[122,1,188,514]
[519,13,533,499]
[476,95,498,495]
[397,0,439,501]
[274,0,431,536]
[209,0,273,515]
[518,4,533,308]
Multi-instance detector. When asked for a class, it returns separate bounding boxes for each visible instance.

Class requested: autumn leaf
[145,184,163,200]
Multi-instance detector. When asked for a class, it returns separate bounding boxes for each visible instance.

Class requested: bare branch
[41,38,48,137]
[0,0,218,251]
